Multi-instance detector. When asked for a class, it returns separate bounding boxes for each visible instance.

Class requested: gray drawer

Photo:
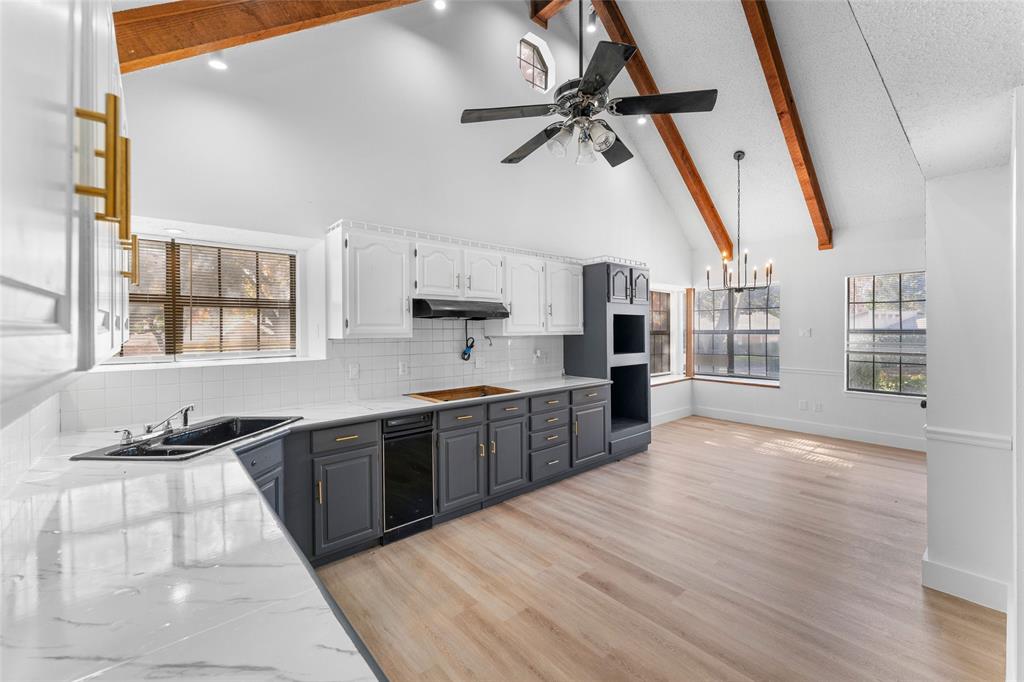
[488,398,527,421]
[531,443,570,481]
[530,391,569,413]
[530,408,569,432]
[437,404,486,431]
[237,438,283,478]
[530,425,569,451]
[311,421,379,454]
[572,385,609,405]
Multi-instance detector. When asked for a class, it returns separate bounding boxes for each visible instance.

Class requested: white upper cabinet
[463,249,504,302]
[546,262,583,334]
[343,230,412,338]
[500,256,547,335]
[414,242,462,299]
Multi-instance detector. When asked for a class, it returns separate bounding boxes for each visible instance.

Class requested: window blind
[120,239,296,359]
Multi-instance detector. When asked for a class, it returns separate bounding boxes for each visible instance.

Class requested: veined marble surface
[1,375,609,681]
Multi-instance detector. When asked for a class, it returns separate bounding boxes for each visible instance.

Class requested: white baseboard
[693,406,925,451]
[922,548,1008,613]
[653,405,693,426]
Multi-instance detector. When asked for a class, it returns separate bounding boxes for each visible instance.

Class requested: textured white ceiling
[606,0,924,250]
[848,0,1024,179]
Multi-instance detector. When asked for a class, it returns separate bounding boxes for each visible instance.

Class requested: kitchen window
[845,271,926,396]
[117,238,296,362]
[650,290,672,375]
[693,285,780,381]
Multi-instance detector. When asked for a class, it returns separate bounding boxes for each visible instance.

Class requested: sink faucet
[145,403,195,435]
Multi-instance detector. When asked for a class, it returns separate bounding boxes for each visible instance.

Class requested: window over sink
[114,238,297,363]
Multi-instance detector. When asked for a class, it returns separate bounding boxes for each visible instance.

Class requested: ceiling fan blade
[501,124,562,164]
[608,89,718,116]
[461,104,556,124]
[601,137,633,168]
[579,41,638,95]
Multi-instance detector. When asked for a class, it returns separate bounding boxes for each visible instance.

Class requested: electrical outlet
[347,363,360,380]
[397,360,408,377]
[798,399,809,411]
[799,328,814,338]
[475,357,486,369]
[813,402,823,413]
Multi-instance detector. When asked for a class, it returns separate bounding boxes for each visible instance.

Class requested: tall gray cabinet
[563,262,652,457]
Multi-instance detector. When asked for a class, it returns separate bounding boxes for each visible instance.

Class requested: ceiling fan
[459,2,718,167]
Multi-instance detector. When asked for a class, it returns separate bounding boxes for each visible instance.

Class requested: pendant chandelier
[706,150,774,292]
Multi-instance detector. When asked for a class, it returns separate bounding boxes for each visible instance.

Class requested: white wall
[120,1,692,287]
[689,228,927,451]
[924,163,1013,612]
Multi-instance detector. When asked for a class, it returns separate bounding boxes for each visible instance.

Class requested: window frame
[110,236,298,365]
[844,270,926,398]
[517,38,549,92]
[649,290,673,376]
[693,283,780,383]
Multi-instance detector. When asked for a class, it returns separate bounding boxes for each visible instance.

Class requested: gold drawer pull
[586,392,598,398]
[547,459,560,466]
[334,434,359,442]
[74,93,120,222]
[118,136,132,245]
[316,480,323,505]
[456,415,474,421]
[119,234,139,285]
[479,442,485,457]
[546,434,559,441]
[490,440,496,454]
[503,406,519,412]
[546,417,559,423]
[546,400,560,405]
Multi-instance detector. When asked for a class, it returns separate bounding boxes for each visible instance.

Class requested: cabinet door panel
[464,249,503,302]
[314,445,381,556]
[345,231,412,337]
[488,418,528,496]
[415,242,462,298]
[255,466,284,519]
[546,262,583,334]
[609,265,631,303]
[437,426,486,513]
[504,256,546,335]
[573,403,608,466]
[631,268,650,305]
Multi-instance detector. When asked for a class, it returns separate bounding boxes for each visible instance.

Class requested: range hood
[412,298,509,320]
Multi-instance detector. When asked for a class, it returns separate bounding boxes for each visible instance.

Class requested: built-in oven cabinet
[327,228,413,339]
[312,444,382,557]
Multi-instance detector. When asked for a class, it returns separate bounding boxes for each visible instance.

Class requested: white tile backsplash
[59,320,565,431]
[0,394,59,495]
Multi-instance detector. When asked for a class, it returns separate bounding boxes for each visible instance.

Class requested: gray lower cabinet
[254,465,284,518]
[313,444,381,556]
[437,425,486,514]
[572,402,608,466]
[488,418,528,496]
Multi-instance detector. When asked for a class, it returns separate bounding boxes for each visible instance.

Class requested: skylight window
[518,37,549,92]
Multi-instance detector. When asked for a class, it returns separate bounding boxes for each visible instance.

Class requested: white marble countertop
[1,375,608,681]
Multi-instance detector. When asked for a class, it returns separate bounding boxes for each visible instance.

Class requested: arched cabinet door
[414,242,462,299]
[631,269,650,304]
[344,230,412,337]
[464,249,503,302]
[546,262,583,334]
[608,264,631,303]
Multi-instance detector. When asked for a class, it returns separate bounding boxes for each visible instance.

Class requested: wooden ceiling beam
[114,0,419,74]
[591,0,733,260]
[741,0,833,250]
[530,0,573,29]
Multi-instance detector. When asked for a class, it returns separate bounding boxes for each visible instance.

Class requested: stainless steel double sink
[71,416,301,461]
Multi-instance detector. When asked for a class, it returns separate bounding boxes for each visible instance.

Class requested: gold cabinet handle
[546,434,559,441]
[478,442,485,457]
[547,459,560,466]
[490,440,496,454]
[456,415,474,421]
[74,93,120,221]
[334,434,359,442]
[118,136,132,245]
[316,480,323,505]
[120,234,139,285]
[586,392,598,398]
[574,420,579,436]
[546,400,560,405]
[503,406,519,412]
[546,417,559,423]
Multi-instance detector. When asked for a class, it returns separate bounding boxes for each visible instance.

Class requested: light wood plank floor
[318,416,1005,681]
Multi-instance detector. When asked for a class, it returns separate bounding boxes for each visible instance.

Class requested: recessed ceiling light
[164,228,185,235]
[636,115,647,125]
[433,0,446,9]
[207,50,228,71]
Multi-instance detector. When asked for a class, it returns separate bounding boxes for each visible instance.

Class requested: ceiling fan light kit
[459,0,718,169]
